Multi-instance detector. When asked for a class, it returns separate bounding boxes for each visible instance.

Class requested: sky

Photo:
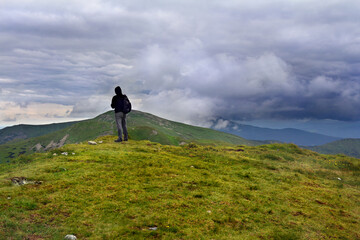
[0,0,360,137]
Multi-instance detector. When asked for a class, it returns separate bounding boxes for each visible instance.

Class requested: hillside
[212,120,340,146]
[0,110,259,163]
[0,137,359,239]
[0,121,78,145]
[308,138,360,158]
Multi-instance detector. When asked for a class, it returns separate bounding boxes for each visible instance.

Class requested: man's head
[115,86,122,95]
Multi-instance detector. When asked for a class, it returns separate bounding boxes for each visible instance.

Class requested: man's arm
[111,96,115,109]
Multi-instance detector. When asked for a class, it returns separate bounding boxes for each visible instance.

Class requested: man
[111,86,131,142]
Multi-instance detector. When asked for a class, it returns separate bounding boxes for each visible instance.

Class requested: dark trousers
[115,112,128,140]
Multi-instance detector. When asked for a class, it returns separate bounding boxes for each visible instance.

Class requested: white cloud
[213,119,229,130]
[137,89,216,127]
[1,0,360,126]
[0,77,17,83]
[0,101,73,124]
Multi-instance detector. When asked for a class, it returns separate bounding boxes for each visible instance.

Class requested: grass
[0,136,359,239]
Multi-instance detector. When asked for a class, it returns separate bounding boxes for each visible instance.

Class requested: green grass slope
[308,138,360,158]
[0,110,259,163]
[0,121,78,145]
[0,136,359,239]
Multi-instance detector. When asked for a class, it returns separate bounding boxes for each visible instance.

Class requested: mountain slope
[307,138,360,158]
[212,120,340,146]
[0,121,78,145]
[0,110,260,163]
[0,137,359,239]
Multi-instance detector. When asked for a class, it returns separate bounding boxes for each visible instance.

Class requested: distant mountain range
[210,119,340,146]
[0,110,261,163]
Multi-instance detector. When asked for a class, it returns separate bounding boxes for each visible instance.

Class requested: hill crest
[0,136,359,239]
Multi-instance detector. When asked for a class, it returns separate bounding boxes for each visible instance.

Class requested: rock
[64,235,77,240]
[98,141,103,144]
[45,134,69,151]
[10,177,42,186]
[11,177,28,185]
[72,152,75,155]
[88,141,97,145]
[61,152,68,156]
[338,177,342,181]
[53,153,57,156]
[33,143,43,151]
[149,227,157,231]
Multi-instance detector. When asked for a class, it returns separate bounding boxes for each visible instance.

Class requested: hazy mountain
[307,138,360,158]
[0,110,261,163]
[211,119,340,146]
[238,119,360,139]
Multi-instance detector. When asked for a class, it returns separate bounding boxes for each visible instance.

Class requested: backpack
[123,95,132,114]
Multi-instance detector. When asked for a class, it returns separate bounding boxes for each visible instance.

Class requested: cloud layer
[1,0,360,126]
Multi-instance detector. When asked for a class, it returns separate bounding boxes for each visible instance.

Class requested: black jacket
[111,94,129,113]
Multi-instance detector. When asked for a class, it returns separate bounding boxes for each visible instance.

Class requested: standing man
[111,86,131,142]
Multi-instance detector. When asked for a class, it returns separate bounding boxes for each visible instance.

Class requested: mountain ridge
[0,121,78,145]
[211,119,340,146]
[0,110,261,163]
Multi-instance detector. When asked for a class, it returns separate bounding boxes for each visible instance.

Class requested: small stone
[190,166,194,168]
[149,227,157,231]
[64,235,77,240]
[98,141,103,144]
[53,153,57,156]
[88,141,97,145]
[7,196,11,200]
[207,210,212,214]
[72,152,75,155]
[11,177,28,186]
[338,177,342,181]
[61,152,68,156]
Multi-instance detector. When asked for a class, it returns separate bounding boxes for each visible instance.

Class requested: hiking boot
[114,138,122,142]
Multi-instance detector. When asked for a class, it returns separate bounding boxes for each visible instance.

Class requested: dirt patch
[292,211,307,217]
[24,234,46,240]
[315,199,327,205]
[224,148,244,152]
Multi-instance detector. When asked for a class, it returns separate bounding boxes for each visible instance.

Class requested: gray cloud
[0,0,360,126]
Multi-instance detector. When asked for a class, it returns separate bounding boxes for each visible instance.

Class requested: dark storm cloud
[0,0,359,125]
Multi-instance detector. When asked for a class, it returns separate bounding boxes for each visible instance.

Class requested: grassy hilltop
[0,136,359,239]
